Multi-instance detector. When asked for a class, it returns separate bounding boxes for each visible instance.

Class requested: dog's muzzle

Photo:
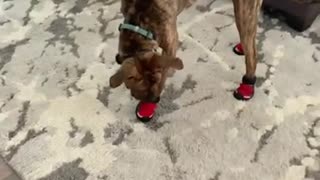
[147,95,160,103]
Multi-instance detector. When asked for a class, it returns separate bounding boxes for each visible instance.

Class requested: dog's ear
[109,59,140,88]
[110,59,131,88]
[156,55,184,70]
[109,69,124,88]
[169,57,183,70]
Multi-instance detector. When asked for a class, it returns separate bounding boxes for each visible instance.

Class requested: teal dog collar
[119,23,155,40]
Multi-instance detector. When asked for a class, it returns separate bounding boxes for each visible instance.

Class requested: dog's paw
[233,75,256,101]
[233,43,244,56]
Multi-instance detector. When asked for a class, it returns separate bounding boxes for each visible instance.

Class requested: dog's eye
[127,76,134,80]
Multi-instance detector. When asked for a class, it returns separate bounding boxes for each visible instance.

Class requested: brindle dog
[110,0,262,102]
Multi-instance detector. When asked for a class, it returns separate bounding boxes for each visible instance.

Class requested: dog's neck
[118,0,169,59]
[118,30,158,59]
[118,17,161,60]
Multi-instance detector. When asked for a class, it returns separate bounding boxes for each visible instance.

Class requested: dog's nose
[147,95,160,103]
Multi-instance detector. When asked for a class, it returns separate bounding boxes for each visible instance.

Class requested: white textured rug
[0,0,320,179]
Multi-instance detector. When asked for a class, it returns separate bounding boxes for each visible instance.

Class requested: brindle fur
[110,0,262,102]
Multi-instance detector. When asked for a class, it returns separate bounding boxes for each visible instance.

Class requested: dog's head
[109,51,183,102]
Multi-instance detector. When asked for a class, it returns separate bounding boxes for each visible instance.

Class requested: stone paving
[0,0,320,179]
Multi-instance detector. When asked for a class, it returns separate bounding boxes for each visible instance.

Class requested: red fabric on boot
[233,43,244,56]
[234,83,254,100]
[136,102,157,122]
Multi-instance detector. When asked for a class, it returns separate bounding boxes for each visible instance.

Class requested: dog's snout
[147,94,160,103]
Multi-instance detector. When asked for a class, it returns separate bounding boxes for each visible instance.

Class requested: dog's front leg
[233,0,262,78]
[232,0,262,101]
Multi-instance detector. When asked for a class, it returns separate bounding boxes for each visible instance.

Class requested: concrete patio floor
[0,0,320,180]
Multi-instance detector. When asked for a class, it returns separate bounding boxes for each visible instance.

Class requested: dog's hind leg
[232,0,262,101]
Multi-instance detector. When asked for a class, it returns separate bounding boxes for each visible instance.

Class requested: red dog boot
[233,76,256,101]
[233,43,244,56]
[136,101,157,123]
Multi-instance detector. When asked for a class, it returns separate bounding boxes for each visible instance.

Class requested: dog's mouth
[130,90,147,101]
[131,90,160,103]
[147,96,160,103]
